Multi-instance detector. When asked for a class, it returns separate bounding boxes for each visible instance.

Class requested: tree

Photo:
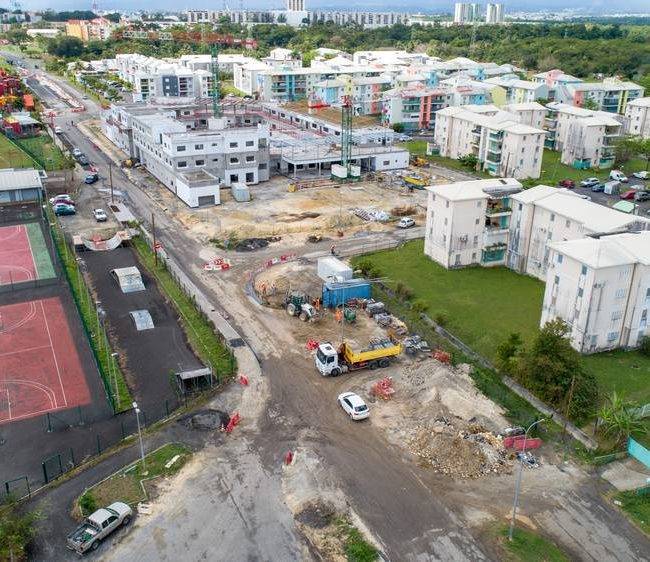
[515,319,599,423]
[0,498,40,561]
[458,154,478,170]
[598,392,647,445]
[614,135,640,166]
[391,123,405,133]
[639,335,650,357]
[495,332,522,375]
[580,98,599,110]
[47,36,84,58]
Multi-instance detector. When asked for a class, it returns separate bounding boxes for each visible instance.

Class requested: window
[230,157,239,164]
[577,287,583,297]
[615,288,626,299]
[196,159,205,166]
[554,275,560,285]
[518,203,522,211]
[477,201,482,208]
[557,254,563,264]
[581,265,587,275]
[177,161,187,168]
[550,213,555,222]
[475,218,480,225]
[446,201,449,208]
[245,140,254,147]
[565,219,571,228]
[383,160,390,165]
[607,331,619,342]
[472,252,477,262]
[230,174,239,182]
[246,155,255,162]
[259,163,267,169]
[444,218,448,226]
[229,141,238,148]
[177,145,186,152]
[246,172,254,182]
[195,144,203,150]
[473,235,478,245]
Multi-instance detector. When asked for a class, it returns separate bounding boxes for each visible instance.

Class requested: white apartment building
[503,102,547,129]
[485,3,504,24]
[485,77,549,105]
[178,54,258,75]
[625,97,650,138]
[307,11,409,28]
[541,231,650,353]
[544,102,623,169]
[433,105,546,179]
[424,178,522,269]
[507,184,649,281]
[453,3,481,23]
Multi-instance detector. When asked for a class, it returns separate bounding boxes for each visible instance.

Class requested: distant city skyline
[14,0,650,14]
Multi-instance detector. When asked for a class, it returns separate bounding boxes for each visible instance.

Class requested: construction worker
[335,308,343,323]
[330,244,336,256]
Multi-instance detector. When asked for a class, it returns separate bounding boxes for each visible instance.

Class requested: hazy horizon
[16,0,650,14]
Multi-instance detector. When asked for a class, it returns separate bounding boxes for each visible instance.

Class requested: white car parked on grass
[337,392,370,420]
[633,171,649,180]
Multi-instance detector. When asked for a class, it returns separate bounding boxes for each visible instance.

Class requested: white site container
[231,182,251,202]
[317,256,353,282]
[331,164,347,179]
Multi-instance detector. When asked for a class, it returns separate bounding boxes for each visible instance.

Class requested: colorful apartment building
[625,97,650,139]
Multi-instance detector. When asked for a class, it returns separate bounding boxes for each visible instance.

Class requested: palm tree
[597,392,647,446]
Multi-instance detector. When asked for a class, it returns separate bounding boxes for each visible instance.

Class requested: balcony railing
[486,205,512,216]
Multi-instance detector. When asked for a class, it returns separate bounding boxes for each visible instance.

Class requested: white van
[609,170,628,183]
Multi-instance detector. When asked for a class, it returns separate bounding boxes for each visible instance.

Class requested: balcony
[485,151,501,165]
[481,243,507,264]
[486,203,512,217]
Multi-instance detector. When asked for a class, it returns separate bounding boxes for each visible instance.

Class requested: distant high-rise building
[453,2,481,24]
[286,0,304,11]
[485,3,504,24]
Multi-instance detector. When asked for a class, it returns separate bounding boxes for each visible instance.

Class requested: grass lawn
[132,235,236,380]
[355,240,650,407]
[495,525,569,562]
[613,490,650,535]
[79,443,191,512]
[0,133,38,168]
[14,134,70,170]
[354,239,545,360]
[336,518,378,562]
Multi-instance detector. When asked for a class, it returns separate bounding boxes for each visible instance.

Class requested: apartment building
[424,178,522,268]
[433,105,546,179]
[625,97,650,138]
[453,3,481,24]
[307,11,409,28]
[485,3,504,24]
[532,69,582,101]
[507,184,649,281]
[485,77,549,105]
[544,102,623,169]
[541,231,650,353]
[314,76,391,114]
[560,79,644,115]
[503,102,547,128]
[178,54,257,74]
[103,102,270,207]
[65,17,114,42]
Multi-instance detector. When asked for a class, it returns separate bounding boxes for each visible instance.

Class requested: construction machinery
[315,339,402,376]
[410,156,428,167]
[285,291,320,322]
[403,172,429,189]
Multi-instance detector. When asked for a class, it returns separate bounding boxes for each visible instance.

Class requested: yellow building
[65,19,90,42]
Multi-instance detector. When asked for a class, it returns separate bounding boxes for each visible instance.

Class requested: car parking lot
[565,173,650,215]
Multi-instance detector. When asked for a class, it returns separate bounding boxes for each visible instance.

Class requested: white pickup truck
[66,502,132,554]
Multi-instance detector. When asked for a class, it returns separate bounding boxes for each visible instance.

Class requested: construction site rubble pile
[352,208,390,222]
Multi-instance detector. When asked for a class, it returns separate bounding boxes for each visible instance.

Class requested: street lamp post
[133,401,146,474]
[508,418,545,541]
[110,352,119,403]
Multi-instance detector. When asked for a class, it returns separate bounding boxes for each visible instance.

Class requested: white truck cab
[315,343,342,376]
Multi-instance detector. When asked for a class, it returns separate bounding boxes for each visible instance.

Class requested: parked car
[66,502,132,554]
[580,177,600,188]
[337,392,370,421]
[93,208,108,222]
[78,155,89,166]
[590,183,605,192]
[397,217,415,229]
[633,171,649,180]
[635,190,650,202]
[558,179,575,188]
[609,170,628,183]
[53,203,76,216]
[49,194,73,204]
[54,126,63,134]
[72,148,82,157]
[620,189,637,200]
[84,173,99,184]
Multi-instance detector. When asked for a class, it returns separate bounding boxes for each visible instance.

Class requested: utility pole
[151,212,157,267]
[109,161,114,203]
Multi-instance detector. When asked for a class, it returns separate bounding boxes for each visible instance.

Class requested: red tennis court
[0,224,37,285]
[0,297,91,424]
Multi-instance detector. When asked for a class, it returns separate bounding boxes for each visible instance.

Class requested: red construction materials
[225,412,241,433]
[284,451,294,465]
[433,350,451,364]
[238,375,249,386]
[371,377,395,400]
[503,435,542,450]
[306,338,319,351]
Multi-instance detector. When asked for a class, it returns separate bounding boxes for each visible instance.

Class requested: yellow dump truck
[315,340,402,376]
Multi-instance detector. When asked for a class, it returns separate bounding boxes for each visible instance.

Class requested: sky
[17,0,650,14]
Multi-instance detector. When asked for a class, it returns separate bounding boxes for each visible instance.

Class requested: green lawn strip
[48,208,133,412]
[583,350,650,404]
[400,140,501,178]
[336,518,379,562]
[79,443,191,512]
[14,135,69,170]
[131,235,235,380]
[0,133,39,169]
[613,489,650,535]
[24,222,56,280]
[494,524,569,562]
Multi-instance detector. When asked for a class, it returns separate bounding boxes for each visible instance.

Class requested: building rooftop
[627,97,650,108]
[282,100,381,128]
[0,168,43,191]
[504,102,547,112]
[550,231,650,268]
[426,178,522,201]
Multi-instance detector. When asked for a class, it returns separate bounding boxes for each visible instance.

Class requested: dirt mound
[235,236,282,252]
[296,502,336,529]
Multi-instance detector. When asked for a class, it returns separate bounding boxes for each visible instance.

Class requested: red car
[620,189,636,200]
[558,179,575,188]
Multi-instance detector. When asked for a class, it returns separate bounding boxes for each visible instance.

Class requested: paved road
[14,53,650,562]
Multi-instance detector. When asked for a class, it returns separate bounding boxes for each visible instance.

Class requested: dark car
[84,173,99,184]
[77,154,89,166]
[53,203,76,216]
[558,179,575,188]
[635,190,650,202]
[591,183,605,192]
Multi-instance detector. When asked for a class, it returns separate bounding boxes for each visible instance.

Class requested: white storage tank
[317,256,353,282]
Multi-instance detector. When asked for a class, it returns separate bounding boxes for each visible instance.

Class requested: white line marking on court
[0,379,56,409]
[0,301,37,335]
[22,223,38,280]
[0,344,51,358]
[40,301,68,408]
[5,388,11,421]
